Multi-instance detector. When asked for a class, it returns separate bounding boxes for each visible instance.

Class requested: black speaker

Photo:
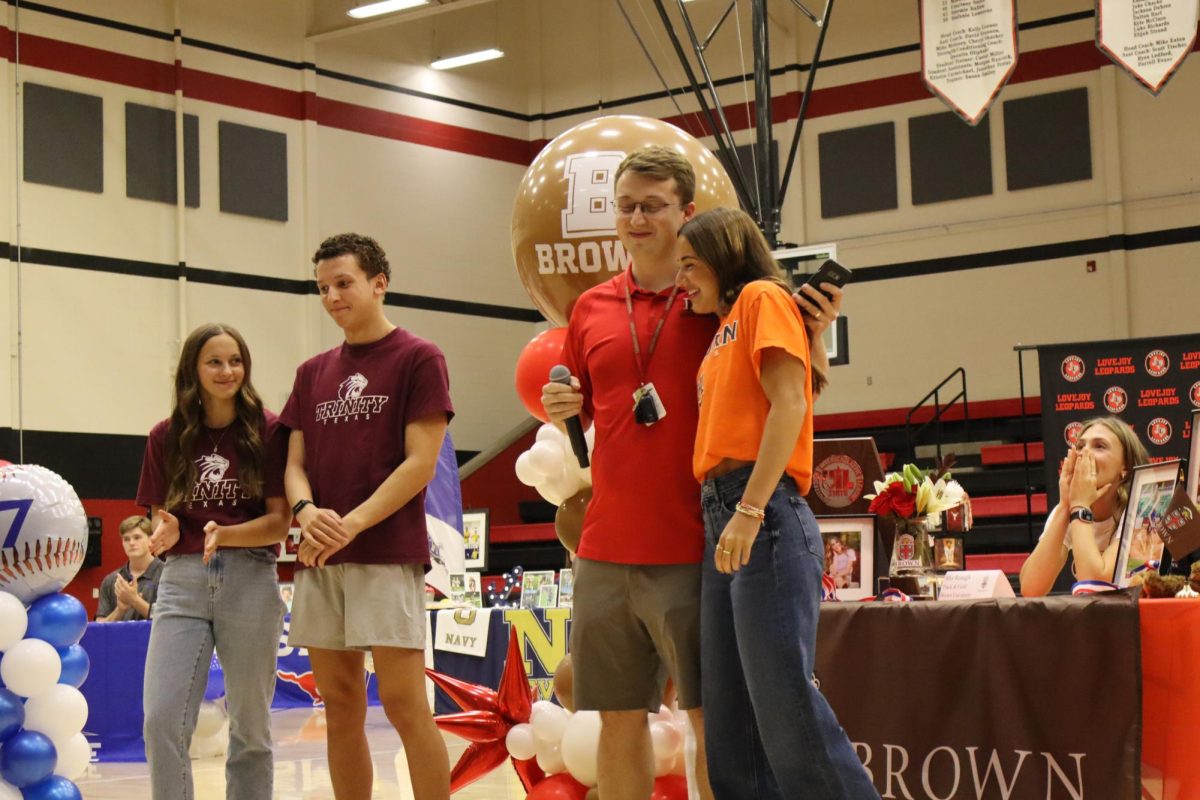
[84,516,103,567]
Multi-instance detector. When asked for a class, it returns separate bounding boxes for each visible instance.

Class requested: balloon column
[189,654,229,759]
[0,464,94,799]
[514,424,593,508]
[427,626,691,798]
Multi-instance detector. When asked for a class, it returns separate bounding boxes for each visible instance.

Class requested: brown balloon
[511,115,739,326]
[555,487,593,554]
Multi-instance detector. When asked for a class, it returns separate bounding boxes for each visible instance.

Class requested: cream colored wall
[3,0,1198,463]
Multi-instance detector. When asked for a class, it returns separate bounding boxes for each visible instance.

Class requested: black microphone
[549,364,590,469]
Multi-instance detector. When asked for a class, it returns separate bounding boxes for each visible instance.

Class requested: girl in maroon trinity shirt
[136,323,290,800]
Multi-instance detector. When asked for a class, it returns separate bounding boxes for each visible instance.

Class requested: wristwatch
[1068,507,1094,523]
[291,499,314,517]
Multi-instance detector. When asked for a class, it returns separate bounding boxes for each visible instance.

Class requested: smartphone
[801,259,852,301]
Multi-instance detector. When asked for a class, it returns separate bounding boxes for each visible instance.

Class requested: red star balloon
[426,626,546,793]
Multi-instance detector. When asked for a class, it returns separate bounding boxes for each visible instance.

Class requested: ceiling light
[347,0,429,19]
[431,48,505,70]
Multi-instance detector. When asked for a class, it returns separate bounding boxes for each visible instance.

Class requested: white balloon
[649,720,682,761]
[0,594,28,651]
[560,709,602,787]
[505,723,537,761]
[537,468,576,506]
[531,702,568,747]
[0,464,88,604]
[536,424,563,444]
[0,637,61,697]
[0,780,21,800]
[528,441,566,477]
[52,732,92,780]
[536,742,565,775]
[194,701,227,739]
[24,684,88,741]
[654,752,675,778]
[515,452,542,487]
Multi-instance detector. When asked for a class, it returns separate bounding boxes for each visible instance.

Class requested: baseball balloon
[0,466,87,605]
[512,115,739,326]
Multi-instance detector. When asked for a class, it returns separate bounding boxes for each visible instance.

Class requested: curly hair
[312,233,390,282]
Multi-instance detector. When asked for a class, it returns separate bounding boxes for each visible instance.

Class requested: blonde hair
[119,515,152,537]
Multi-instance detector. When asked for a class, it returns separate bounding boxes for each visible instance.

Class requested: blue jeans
[143,550,285,800]
[701,468,879,800]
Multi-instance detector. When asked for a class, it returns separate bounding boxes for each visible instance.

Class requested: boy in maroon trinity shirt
[281,233,454,799]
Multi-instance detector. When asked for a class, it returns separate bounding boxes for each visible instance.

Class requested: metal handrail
[904,368,968,466]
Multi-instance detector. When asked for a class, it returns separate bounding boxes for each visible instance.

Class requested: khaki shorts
[289,563,426,651]
[571,558,702,711]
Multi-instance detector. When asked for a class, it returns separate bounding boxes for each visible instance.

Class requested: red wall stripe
[16,31,175,94]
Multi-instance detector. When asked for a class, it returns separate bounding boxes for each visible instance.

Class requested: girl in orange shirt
[676,207,878,799]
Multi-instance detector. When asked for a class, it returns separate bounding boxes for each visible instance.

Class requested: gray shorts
[288,563,426,651]
[571,558,702,711]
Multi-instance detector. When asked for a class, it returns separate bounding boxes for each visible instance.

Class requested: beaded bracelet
[735,501,766,521]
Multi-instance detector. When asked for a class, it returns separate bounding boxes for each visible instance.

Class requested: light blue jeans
[143,550,285,800]
[701,467,879,800]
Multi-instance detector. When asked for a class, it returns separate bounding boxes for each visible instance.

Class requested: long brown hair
[678,207,827,392]
[163,324,266,510]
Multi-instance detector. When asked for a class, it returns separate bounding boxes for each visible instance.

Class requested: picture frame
[558,568,574,608]
[463,572,483,609]
[278,527,300,563]
[520,570,556,609]
[448,572,467,605]
[278,582,294,614]
[1112,460,1183,586]
[462,509,489,570]
[1189,409,1199,503]
[816,515,876,601]
[933,536,965,572]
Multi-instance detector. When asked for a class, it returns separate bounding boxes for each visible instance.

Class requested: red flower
[869,480,916,519]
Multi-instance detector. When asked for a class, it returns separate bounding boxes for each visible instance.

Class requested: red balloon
[449,741,511,793]
[497,627,535,724]
[512,756,546,792]
[424,668,500,715]
[431,710,508,743]
[651,775,689,800]
[526,773,590,800]
[515,328,568,422]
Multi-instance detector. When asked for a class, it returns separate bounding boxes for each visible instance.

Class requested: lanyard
[623,274,678,385]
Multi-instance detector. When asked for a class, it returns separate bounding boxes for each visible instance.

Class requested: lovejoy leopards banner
[1038,333,1200,507]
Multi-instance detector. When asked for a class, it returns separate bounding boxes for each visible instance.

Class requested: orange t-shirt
[692,280,814,492]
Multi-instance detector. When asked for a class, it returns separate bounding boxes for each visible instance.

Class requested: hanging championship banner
[1097,0,1200,95]
[919,0,1019,125]
[1037,333,1200,508]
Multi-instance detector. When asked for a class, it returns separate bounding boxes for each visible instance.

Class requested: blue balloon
[0,729,56,788]
[0,689,24,741]
[19,775,82,800]
[56,645,90,689]
[25,594,87,649]
[203,654,225,702]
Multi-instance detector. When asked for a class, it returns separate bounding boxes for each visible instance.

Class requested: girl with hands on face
[1019,416,1149,596]
[134,323,291,800]
[675,208,878,799]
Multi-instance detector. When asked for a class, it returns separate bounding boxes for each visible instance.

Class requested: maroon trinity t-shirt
[279,327,454,568]
[136,411,289,556]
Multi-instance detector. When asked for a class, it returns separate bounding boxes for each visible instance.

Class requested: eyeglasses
[612,200,681,218]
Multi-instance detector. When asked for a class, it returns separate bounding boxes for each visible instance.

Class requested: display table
[78,598,1199,799]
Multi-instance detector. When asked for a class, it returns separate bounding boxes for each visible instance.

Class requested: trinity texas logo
[1104,386,1128,413]
[315,373,389,424]
[188,453,247,508]
[812,454,865,509]
[1145,349,1170,377]
[1061,355,1085,382]
[1190,380,1200,408]
[1147,418,1172,446]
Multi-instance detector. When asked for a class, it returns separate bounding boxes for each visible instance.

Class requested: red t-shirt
[135,411,289,556]
[564,270,716,565]
[279,327,454,568]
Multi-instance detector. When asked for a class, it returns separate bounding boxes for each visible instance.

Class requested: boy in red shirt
[282,233,454,800]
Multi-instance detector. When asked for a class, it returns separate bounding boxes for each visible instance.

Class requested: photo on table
[463,571,483,608]
[816,515,876,601]
[520,570,556,609]
[1189,409,1199,502]
[278,582,294,614]
[934,537,964,572]
[1113,460,1184,586]
[558,568,574,608]
[278,527,300,563]
[462,509,489,570]
[448,572,467,605]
